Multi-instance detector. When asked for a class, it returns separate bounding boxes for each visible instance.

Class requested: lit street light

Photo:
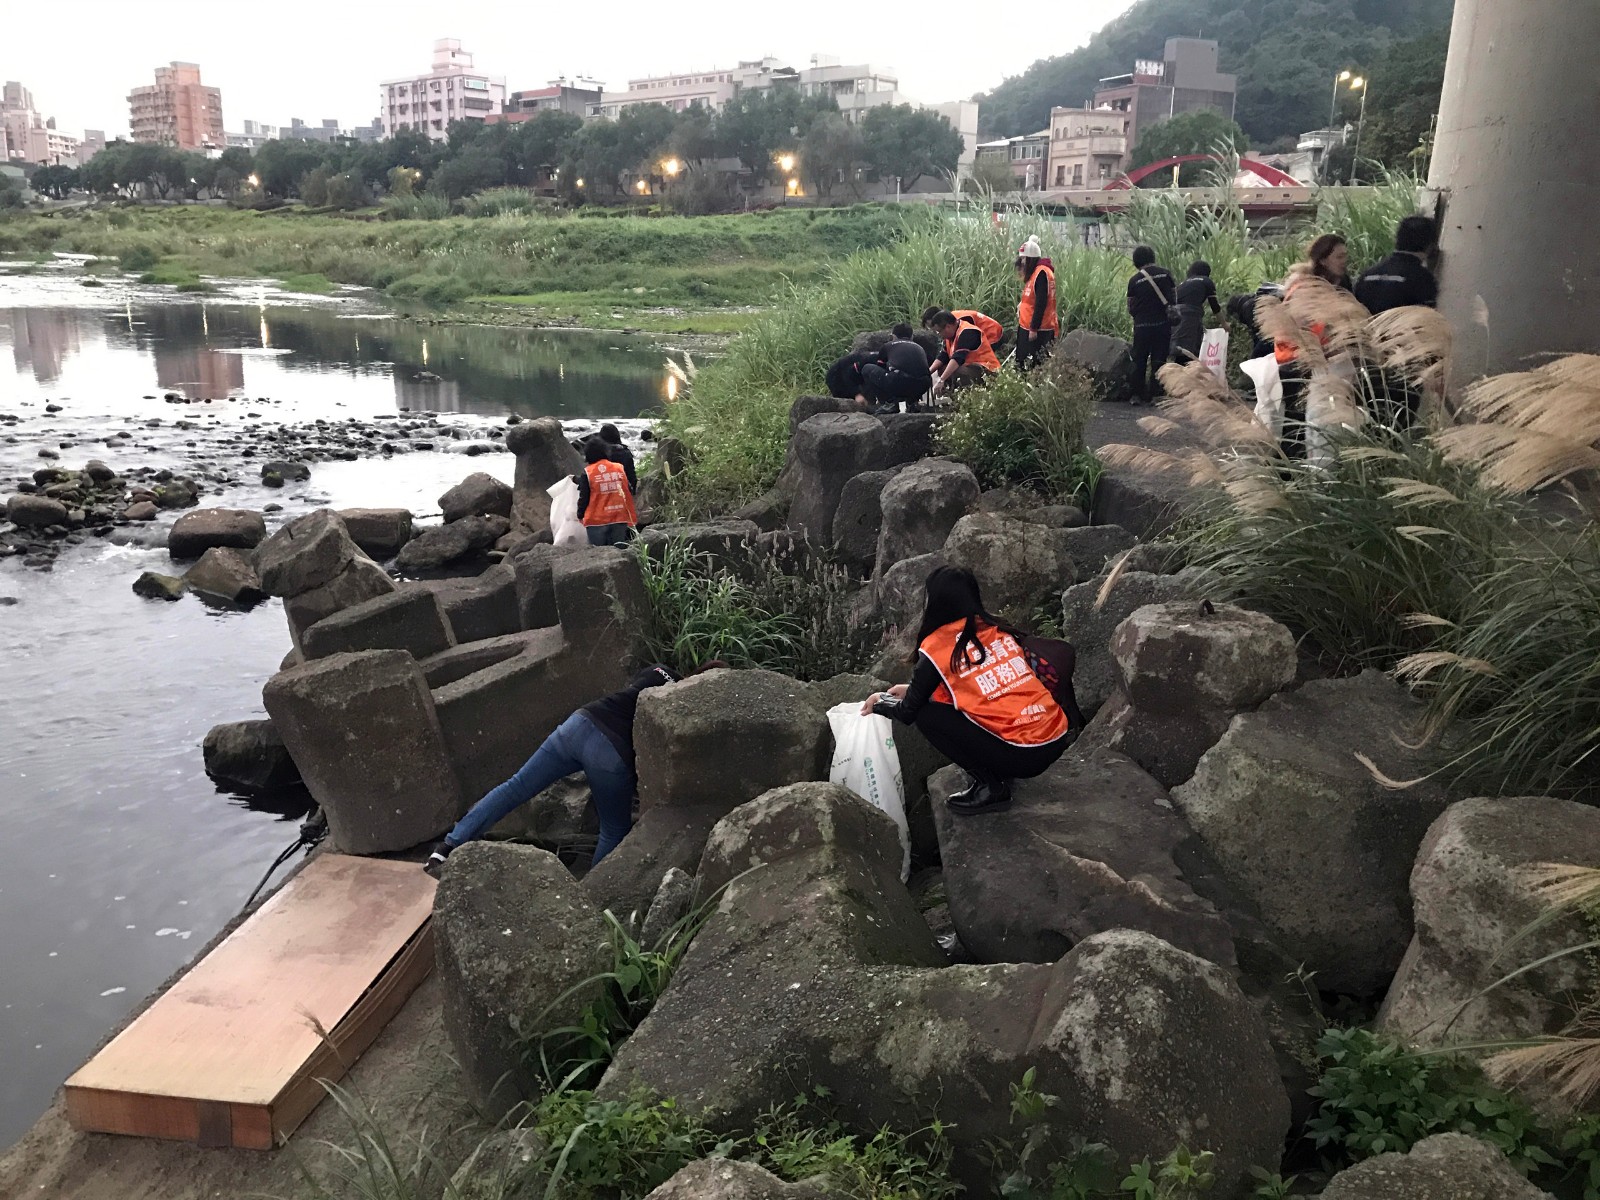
[662,158,681,177]
[636,179,649,194]
[1349,76,1369,184]
[247,173,260,188]
[777,153,796,173]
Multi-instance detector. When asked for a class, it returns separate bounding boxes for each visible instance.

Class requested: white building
[381,39,507,142]
[226,119,278,150]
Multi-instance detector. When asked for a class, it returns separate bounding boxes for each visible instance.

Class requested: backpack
[1021,636,1087,733]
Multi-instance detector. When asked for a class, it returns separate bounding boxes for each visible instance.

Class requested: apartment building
[226,119,278,150]
[128,62,223,151]
[1046,105,1130,189]
[2,81,74,165]
[1093,37,1236,153]
[381,40,507,142]
[589,57,793,119]
[501,78,605,119]
[79,129,107,162]
[976,129,1050,188]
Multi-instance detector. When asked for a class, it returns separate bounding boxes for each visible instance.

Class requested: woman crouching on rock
[426,661,723,877]
[863,566,1074,814]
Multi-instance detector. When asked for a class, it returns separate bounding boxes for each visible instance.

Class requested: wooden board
[64,853,437,1149]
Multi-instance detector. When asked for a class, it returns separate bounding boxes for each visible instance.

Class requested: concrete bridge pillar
[1428,0,1600,379]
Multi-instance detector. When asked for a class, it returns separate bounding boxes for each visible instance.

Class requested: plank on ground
[64,853,436,1148]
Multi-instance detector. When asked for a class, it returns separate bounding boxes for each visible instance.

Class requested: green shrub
[463,187,555,217]
[279,272,337,295]
[636,539,881,681]
[533,1089,716,1198]
[937,358,1099,506]
[117,243,160,271]
[380,192,452,220]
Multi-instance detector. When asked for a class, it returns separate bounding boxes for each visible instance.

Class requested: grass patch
[137,260,208,289]
[279,272,338,295]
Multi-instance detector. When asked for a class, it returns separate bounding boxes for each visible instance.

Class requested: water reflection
[1,302,682,420]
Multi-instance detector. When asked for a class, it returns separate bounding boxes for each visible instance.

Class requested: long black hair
[912,565,1026,673]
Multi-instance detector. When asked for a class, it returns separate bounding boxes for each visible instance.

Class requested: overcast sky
[4,0,1136,138]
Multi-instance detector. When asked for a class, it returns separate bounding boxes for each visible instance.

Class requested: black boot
[947,778,1013,815]
[423,841,454,879]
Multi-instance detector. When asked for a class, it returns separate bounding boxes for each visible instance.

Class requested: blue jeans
[444,711,635,865]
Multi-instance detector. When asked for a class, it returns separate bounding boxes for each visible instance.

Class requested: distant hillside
[976,0,1454,145]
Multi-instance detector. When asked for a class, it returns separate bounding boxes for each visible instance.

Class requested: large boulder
[1379,796,1600,1053]
[167,508,266,560]
[879,412,939,466]
[263,650,463,854]
[1061,567,1218,716]
[931,751,1235,967]
[434,843,611,1115]
[415,565,520,644]
[1318,1133,1552,1200]
[396,515,508,574]
[874,460,980,578]
[5,494,68,527]
[633,670,831,813]
[944,512,1075,616]
[511,543,582,630]
[300,589,455,661]
[507,417,582,534]
[639,520,759,573]
[645,1160,826,1199]
[1057,328,1132,401]
[201,719,300,792]
[440,472,513,523]
[875,551,945,632]
[183,547,265,607]
[256,509,361,598]
[787,413,888,545]
[602,784,1288,1191]
[1172,670,1457,995]
[1079,600,1298,787]
[831,468,903,574]
[1058,525,1139,581]
[283,556,398,650]
[337,507,414,561]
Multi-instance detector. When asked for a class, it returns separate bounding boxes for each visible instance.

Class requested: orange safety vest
[582,459,638,528]
[945,318,1002,373]
[951,309,1003,347]
[1274,277,1329,365]
[1018,262,1058,333]
[918,619,1069,748]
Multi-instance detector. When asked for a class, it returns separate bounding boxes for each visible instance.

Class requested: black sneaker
[423,842,453,879]
[947,779,1013,815]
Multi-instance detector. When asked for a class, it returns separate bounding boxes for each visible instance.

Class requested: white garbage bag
[826,702,909,881]
[546,476,585,547]
[1241,353,1284,439]
[1305,353,1364,469]
[1199,327,1229,384]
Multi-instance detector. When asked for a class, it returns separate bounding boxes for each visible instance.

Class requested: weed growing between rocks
[637,540,882,681]
[936,358,1100,507]
[1303,1027,1600,1194]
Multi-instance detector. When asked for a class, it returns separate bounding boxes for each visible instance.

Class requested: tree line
[13,91,965,213]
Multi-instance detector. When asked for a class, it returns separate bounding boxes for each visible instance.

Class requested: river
[0,264,686,1149]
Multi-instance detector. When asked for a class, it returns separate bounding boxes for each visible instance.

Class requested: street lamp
[662,158,681,177]
[777,152,796,173]
[636,178,649,194]
[1349,76,1369,184]
[787,177,800,196]
[247,173,260,188]
[1329,69,1352,126]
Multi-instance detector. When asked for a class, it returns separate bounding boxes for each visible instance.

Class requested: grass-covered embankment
[0,203,914,334]
[661,183,1419,515]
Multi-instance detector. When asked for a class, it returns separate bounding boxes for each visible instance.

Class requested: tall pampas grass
[1436,355,1600,495]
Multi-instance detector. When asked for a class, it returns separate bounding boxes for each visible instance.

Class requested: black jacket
[1355,252,1438,314]
[883,337,930,376]
[606,440,638,493]
[582,665,679,768]
[1127,266,1176,328]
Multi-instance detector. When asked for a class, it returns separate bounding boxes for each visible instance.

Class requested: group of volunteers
[427,557,1078,877]
[825,235,1059,412]
[1127,214,1441,434]
[571,423,640,546]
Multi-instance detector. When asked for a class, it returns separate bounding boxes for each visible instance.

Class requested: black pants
[1279,363,1309,460]
[861,363,927,409]
[1015,329,1055,371]
[913,702,1067,786]
[1130,323,1171,402]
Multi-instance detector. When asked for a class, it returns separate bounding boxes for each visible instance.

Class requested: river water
[0,266,684,1149]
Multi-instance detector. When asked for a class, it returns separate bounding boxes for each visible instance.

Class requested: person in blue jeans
[425,664,683,876]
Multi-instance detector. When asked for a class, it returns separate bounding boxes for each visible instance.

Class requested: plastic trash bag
[1199,327,1229,384]
[826,702,909,881]
[1305,353,1363,470]
[547,476,585,547]
[1241,353,1284,439]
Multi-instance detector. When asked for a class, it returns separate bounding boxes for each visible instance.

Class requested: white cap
[1018,235,1043,259]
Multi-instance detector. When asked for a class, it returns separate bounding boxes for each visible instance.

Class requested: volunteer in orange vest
[1273,233,1353,458]
[921,305,1004,355]
[862,566,1073,814]
[929,310,1002,397]
[1015,235,1058,370]
[575,435,638,546]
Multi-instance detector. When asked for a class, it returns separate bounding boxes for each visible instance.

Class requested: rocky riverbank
[7,366,1596,1196]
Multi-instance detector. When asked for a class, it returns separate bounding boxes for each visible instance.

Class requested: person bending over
[929,310,1001,398]
[575,435,637,546]
[425,663,717,876]
[862,566,1072,814]
[859,323,933,412]
[825,347,882,400]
